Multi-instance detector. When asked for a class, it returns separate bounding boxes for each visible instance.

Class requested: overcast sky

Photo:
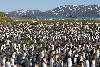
[0,0,100,12]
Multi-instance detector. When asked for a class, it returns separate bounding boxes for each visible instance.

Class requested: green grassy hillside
[0,12,13,24]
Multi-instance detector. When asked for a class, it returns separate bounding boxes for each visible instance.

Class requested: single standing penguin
[84,57,89,67]
[74,53,78,64]
[10,58,14,66]
[50,56,54,67]
[91,58,95,67]
[6,61,11,67]
[13,43,16,50]
[67,56,72,67]
[12,52,16,59]
[96,48,99,59]
[1,57,6,67]
[42,57,47,67]
[80,61,84,67]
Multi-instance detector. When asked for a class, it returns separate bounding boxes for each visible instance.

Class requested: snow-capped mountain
[7,5,100,18]
[7,9,43,18]
[47,5,100,17]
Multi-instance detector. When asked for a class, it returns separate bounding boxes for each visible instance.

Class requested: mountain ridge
[7,5,100,18]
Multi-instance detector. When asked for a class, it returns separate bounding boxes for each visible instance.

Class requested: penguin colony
[0,22,100,67]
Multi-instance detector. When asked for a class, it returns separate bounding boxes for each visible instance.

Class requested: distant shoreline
[30,16,100,19]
